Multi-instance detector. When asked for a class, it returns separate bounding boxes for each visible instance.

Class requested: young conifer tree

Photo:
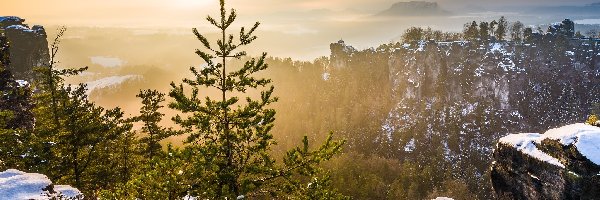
[495,16,508,41]
[134,89,176,160]
[32,27,135,196]
[169,0,345,198]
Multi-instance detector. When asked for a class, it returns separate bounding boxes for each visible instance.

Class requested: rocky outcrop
[0,35,34,130]
[327,36,600,197]
[491,124,600,199]
[0,16,49,80]
[329,40,356,69]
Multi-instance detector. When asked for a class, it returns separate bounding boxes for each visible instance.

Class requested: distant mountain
[588,2,600,6]
[376,1,451,17]
[526,3,600,17]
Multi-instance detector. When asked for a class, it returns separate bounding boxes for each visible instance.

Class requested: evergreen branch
[207,16,221,29]
[193,28,213,51]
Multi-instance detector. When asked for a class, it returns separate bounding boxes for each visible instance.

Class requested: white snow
[0,169,51,200]
[543,123,600,165]
[498,59,516,72]
[53,185,82,199]
[183,195,198,200]
[85,75,142,94]
[90,56,125,68]
[404,138,416,152]
[417,41,426,52]
[432,197,454,200]
[0,16,22,22]
[0,169,81,199]
[322,72,330,81]
[565,51,575,56]
[5,25,28,30]
[489,43,504,53]
[16,80,29,87]
[499,123,600,168]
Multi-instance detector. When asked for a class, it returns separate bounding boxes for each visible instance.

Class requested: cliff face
[328,36,600,197]
[0,16,49,80]
[0,33,34,130]
[491,124,600,199]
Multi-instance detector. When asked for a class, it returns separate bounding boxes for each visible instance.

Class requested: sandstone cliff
[0,16,49,80]
[491,124,600,199]
[327,35,600,197]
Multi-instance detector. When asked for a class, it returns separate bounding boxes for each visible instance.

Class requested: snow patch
[565,51,575,56]
[404,138,416,152]
[53,185,82,199]
[85,75,142,94]
[499,123,600,167]
[417,41,426,52]
[432,197,454,200]
[5,25,28,30]
[322,72,330,81]
[0,16,22,22]
[543,123,600,165]
[16,80,29,87]
[0,169,81,199]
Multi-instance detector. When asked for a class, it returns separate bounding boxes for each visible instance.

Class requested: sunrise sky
[3,0,599,59]
[3,0,597,28]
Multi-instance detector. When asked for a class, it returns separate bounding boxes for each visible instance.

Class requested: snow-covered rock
[1,16,49,81]
[0,169,82,200]
[491,124,600,199]
[432,197,454,200]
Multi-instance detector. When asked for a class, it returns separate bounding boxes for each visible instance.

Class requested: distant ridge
[588,2,600,6]
[376,1,451,17]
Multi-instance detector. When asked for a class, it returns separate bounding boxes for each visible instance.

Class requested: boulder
[491,123,600,199]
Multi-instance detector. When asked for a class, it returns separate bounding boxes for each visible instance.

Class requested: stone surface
[491,124,600,199]
[0,16,49,80]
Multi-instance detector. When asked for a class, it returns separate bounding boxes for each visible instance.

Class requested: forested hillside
[2,2,600,198]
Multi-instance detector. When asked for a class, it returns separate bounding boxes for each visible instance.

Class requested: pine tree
[168,0,345,198]
[463,21,479,41]
[524,27,534,43]
[99,144,191,200]
[490,20,498,38]
[402,27,425,44]
[495,16,508,41]
[479,21,490,41]
[510,21,524,43]
[133,89,176,161]
[31,27,136,196]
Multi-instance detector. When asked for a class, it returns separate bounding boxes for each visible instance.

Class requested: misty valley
[2,0,600,199]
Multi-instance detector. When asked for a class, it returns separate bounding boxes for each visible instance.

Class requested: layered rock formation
[0,16,49,80]
[0,34,34,130]
[491,124,600,199]
[328,35,600,197]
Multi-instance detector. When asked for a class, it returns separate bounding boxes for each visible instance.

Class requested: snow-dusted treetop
[499,123,600,168]
[0,169,82,199]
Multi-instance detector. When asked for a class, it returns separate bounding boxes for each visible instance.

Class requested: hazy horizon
[4,0,600,60]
